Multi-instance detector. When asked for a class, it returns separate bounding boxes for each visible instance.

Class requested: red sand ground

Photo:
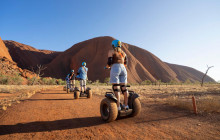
[0,87,219,139]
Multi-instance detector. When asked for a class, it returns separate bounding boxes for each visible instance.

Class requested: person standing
[105,40,129,110]
[77,62,88,93]
[69,70,75,90]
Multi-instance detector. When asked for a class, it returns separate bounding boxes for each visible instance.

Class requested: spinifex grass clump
[166,94,220,113]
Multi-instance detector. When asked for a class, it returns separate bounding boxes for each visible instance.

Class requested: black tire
[100,98,118,122]
[87,90,92,98]
[130,98,141,117]
[74,91,80,99]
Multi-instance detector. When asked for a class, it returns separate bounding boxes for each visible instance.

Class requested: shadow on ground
[0,116,103,135]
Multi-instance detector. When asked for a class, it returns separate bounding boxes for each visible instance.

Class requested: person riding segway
[100,40,141,122]
[69,70,76,92]
[74,62,92,99]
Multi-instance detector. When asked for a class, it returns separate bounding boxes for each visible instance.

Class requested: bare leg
[113,83,120,107]
[70,80,73,89]
[120,83,128,106]
[81,86,83,92]
[73,80,75,89]
[83,86,86,93]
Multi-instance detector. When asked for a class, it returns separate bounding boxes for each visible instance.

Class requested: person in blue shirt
[77,62,88,93]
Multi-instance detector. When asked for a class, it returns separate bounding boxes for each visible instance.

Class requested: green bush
[0,73,23,85]
[0,74,9,85]
[104,77,110,85]
[27,77,36,85]
[57,79,65,85]
[11,73,23,85]
[141,80,152,85]
[169,80,179,85]
[184,79,192,85]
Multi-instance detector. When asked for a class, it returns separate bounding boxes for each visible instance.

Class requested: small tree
[201,65,214,87]
[31,65,47,85]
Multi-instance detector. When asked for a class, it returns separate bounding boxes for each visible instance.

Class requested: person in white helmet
[77,62,88,93]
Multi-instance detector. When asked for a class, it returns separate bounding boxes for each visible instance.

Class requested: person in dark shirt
[68,70,75,90]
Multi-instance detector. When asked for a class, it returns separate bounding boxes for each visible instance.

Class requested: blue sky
[1,0,220,81]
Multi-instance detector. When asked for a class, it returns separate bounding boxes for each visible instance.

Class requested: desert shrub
[27,77,36,85]
[86,80,92,85]
[129,82,140,86]
[0,74,9,85]
[184,79,192,85]
[104,77,110,85]
[47,78,57,85]
[11,73,23,85]
[169,80,179,85]
[40,78,65,85]
[93,80,100,86]
[57,79,65,85]
[41,77,49,84]
[141,80,152,85]
[0,73,23,85]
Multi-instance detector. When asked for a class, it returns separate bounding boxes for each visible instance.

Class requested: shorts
[110,64,127,84]
[70,80,75,87]
[80,79,87,86]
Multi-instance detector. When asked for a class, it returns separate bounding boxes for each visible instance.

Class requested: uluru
[3,36,215,83]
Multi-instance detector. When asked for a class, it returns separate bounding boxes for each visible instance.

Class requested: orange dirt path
[0,87,219,140]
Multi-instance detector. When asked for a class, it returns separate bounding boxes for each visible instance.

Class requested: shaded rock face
[0,37,13,61]
[4,40,61,70]
[4,36,215,83]
[43,36,215,83]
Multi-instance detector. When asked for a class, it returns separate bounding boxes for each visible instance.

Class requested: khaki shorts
[70,80,75,86]
[80,79,86,86]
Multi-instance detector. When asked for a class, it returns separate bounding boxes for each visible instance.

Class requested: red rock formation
[0,37,13,61]
[4,36,215,83]
[4,40,61,70]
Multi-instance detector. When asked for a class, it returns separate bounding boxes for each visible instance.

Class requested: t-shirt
[77,66,88,80]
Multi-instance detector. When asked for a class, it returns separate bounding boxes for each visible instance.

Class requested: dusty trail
[0,87,219,140]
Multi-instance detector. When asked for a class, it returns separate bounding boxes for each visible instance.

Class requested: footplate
[118,109,132,117]
[80,93,88,97]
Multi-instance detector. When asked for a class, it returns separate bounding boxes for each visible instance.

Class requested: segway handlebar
[104,66,111,69]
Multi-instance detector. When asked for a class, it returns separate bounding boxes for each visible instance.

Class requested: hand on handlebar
[104,65,111,69]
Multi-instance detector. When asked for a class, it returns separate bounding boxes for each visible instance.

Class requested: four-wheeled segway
[74,87,92,99]
[100,85,141,122]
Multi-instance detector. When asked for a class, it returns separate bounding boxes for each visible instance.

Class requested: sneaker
[123,105,129,110]
[118,106,121,111]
